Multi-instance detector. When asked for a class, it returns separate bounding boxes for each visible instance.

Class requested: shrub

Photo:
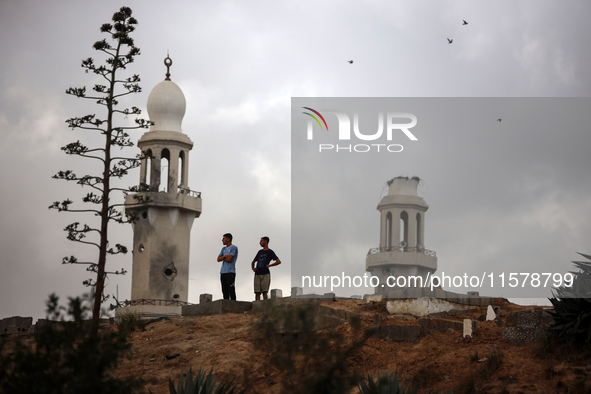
[358,369,421,394]
[481,350,504,379]
[0,293,140,393]
[116,310,146,335]
[168,367,244,394]
[548,253,591,347]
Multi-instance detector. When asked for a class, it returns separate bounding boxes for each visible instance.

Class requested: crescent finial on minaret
[164,54,172,81]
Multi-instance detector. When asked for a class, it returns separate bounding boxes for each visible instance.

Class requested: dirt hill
[111,299,591,393]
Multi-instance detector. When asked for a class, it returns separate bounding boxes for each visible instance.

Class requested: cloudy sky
[1,1,590,320]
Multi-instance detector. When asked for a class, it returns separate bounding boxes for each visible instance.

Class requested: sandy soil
[110,299,591,393]
[2,299,590,393]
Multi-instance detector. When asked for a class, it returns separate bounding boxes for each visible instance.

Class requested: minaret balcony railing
[122,299,192,307]
[177,185,201,198]
[367,246,436,257]
[142,184,202,198]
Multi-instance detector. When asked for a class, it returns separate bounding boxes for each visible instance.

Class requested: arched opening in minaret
[400,211,408,250]
[145,149,153,189]
[385,212,393,251]
[161,148,170,192]
[179,150,186,191]
[416,212,422,250]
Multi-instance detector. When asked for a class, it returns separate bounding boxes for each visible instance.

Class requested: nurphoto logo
[301,107,418,153]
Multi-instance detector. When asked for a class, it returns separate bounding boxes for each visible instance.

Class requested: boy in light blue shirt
[217,233,238,300]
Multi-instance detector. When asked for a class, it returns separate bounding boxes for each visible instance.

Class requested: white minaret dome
[146,56,186,133]
[387,176,420,196]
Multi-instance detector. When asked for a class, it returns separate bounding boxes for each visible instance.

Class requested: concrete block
[467,291,479,297]
[505,309,545,328]
[0,316,33,335]
[463,319,474,338]
[116,304,181,319]
[419,317,464,334]
[289,296,323,305]
[500,308,551,345]
[251,298,276,313]
[270,289,282,299]
[502,326,547,345]
[182,300,252,316]
[323,292,336,300]
[364,294,383,303]
[486,305,496,321]
[199,293,212,304]
[291,287,303,297]
[387,298,478,317]
[316,304,362,328]
[254,296,290,309]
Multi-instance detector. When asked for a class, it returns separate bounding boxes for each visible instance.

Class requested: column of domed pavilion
[366,176,437,295]
[119,57,202,318]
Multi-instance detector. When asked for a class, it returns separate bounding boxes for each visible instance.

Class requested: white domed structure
[147,79,186,133]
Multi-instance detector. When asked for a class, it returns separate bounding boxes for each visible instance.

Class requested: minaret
[366,176,437,295]
[121,56,202,317]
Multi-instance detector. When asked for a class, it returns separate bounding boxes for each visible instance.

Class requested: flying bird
[348,60,353,64]
[447,38,453,44]
[462,20,468,25]
[497,118,502,122]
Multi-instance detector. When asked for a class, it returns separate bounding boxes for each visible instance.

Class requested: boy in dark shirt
[251,236,281,300]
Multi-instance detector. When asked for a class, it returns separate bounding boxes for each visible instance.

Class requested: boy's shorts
[254,274,270,293]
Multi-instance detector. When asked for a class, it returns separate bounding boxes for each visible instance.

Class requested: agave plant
[168,367,244,394]
[358,369,421,394]
[548,252,591,346]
